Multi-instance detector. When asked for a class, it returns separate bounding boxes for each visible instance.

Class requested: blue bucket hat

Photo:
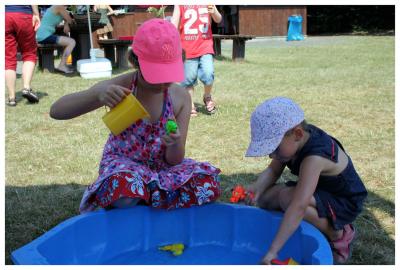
[246,97,305,157]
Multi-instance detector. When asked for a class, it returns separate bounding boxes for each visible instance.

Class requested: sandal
[6,98,17,107]
[203,94,217,114]
[191,107,198,117]
[330,224,356,264]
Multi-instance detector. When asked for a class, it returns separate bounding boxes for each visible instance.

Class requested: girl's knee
[111,197,140,209]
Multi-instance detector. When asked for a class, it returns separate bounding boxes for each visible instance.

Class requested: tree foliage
[307,6,395,34]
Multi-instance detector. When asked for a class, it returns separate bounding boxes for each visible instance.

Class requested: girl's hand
[260,251,278,265]
[162,128,181,147]
[98,84,132,108]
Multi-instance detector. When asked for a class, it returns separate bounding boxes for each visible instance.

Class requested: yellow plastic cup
[102,94,150,135]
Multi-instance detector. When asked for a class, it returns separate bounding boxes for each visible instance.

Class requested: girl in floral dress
[50,18,221,213]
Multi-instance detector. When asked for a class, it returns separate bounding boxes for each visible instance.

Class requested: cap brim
[139,58,184,84]
[245,134,284,157]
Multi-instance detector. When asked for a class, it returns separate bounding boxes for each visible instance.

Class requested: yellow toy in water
[158,243,185,256]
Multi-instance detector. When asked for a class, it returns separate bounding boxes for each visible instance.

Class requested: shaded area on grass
[5,176,394,265]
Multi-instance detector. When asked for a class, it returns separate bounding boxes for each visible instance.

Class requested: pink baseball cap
[132,18,184,84]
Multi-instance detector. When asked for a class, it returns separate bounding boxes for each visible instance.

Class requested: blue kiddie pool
[11,203,332,265]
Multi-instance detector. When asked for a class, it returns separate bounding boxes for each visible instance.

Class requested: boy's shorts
[285,180,364,231]
[38,35,60,44]
[181,54,214,87]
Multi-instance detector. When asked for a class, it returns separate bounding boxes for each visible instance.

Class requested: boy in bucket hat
[50,18,221,213]
[246,97,367,264]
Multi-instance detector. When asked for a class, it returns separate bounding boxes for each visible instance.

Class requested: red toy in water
[271,258,299,265]
[230,185,255,204]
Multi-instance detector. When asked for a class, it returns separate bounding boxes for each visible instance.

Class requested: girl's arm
[208,5,222,24]
[170,5,181,29]
[261,155,324,264]
[162,84,191,166]
[54,5,74,24]
[50,73,133,120]
[107,5,115,15]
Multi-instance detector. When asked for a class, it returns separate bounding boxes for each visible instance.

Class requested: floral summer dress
[80,77,221,213]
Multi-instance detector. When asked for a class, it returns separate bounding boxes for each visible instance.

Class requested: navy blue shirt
[5,5,33,14]
[285,125,367,202]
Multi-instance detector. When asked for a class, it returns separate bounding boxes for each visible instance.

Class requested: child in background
[36,5,76,74]
[93,5,114,40]
[171,5,222,116]
[245,97,367,264]
[50,19,221,213]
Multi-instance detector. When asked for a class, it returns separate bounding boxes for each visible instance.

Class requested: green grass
[5,36,394,265]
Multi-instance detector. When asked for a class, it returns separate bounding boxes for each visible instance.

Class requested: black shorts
[285,180,365,230]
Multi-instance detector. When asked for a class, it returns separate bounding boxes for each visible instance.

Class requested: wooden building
[95,5,307,47]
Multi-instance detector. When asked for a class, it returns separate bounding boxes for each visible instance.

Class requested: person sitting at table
[94,5,115,40]
[36,5,76,74]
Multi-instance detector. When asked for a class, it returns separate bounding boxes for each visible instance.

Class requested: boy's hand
[98,84,131,108]
[207,5,215,14]
[245,183,261,204]
[260,251,278,265]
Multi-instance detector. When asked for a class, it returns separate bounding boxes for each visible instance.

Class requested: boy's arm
[249,159,285,201]
[171,5,181,28]
[208,5,222,24]
[261,155,324,264]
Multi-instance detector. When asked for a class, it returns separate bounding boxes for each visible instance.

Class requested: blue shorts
[181,54,214,87]
[38,34,59,44]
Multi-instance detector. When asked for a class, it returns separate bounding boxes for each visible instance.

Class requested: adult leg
[56,36,76,72]
[15,12,39,103]
[5,12,18,105]
[5,70,17,105]
[21,61,36,90]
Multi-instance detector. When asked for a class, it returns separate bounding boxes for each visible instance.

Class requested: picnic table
[213,34,255,61]
[97,39,132,69]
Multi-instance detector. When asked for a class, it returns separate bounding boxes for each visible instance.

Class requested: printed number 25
[184,8,209,35]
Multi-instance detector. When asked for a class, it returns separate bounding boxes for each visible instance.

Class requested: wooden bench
[213,34,255,61]
[37,43,64,72]
[97,39,132,69]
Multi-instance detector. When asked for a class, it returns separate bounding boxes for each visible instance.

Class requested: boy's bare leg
[257,184,287,211]
[278,186,343,241]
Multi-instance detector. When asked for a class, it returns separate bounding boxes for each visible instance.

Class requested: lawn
[5,35,395,265]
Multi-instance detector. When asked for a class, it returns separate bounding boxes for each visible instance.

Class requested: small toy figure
[158,243,185,256]
[166,119,178,135]
[230,185,255,204]
[271,258,299,265]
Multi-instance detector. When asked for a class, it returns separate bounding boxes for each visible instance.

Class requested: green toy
[166,119,178,135]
